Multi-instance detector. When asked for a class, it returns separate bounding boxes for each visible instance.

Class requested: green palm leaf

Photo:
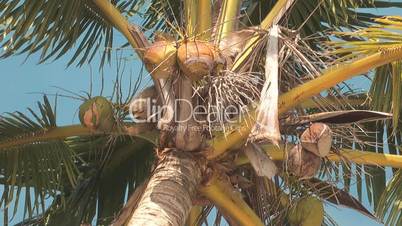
[0,0,146,67]
[376,169,402,226]
[328,16,402,135]
[0,95,156,224]
[14,136,155,226]
[242,0,400,34]
[327,18,402,203]
[0,96,78,222]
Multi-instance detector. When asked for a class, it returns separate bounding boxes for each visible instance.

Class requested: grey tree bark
[127,150,203,226]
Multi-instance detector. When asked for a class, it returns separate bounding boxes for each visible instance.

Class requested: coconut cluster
[143,38,224,81]
[287,123,332,179]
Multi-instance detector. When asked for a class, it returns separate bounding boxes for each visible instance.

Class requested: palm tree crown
[2,0,402,225]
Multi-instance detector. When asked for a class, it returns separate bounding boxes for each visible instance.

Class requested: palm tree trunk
[127,150,203,226]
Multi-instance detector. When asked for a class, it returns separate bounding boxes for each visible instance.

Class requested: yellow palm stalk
[199,172,264,226]
[234,145,402,169]
[214,0,242,42]
[197,0,212,40]
[92,0,148,58]
[186,206,202,226]
[0,124,159,151]
[184,0,199,37]
[232,0,295,71]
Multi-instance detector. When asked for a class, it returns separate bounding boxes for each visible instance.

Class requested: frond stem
[234,145,402,169]
[92,0,149,58]
[197,0,212,40]
[199,172,264,226]
[0,124,158,151]
[232,0,295,71]
[214,0,242,42]
[184,0,199,37]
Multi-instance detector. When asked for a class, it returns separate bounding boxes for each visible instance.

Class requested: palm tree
[2,0,402,225]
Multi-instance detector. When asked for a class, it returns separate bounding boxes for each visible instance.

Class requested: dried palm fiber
[244,143,278,178]
[249,25,281,146]
[219,28,261,65]
[228,31,281,180]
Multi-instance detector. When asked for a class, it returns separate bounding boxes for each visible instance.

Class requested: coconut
[300,123,332,157]
[287,144,321,179]
[144,40,177,79]
[79,96,114,132]
[288,197,324,226]
[177,41,219,81]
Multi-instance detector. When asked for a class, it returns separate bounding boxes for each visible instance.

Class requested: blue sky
[1,3,402,226]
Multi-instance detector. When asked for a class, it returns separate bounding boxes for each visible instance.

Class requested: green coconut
[79,96,114,132]
[288,197,324,226]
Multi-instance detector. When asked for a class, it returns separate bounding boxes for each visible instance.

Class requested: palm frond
[376,169,402,226]
[9,134,155,225]
[0,95,78,223]
[324,17,402,218]
[327,16,402,150]
[242,0,401,34]
[0,94,156,225]
[61,138,153,225]
[367,62,402,132]
[0,0,146,67]
[329,16,402,59]
[318,122,395,221]
[304,178,377,220]
[145,1,181,29]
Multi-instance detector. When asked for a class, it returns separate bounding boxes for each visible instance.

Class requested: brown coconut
[287,144,321,179]
[300,123,332,157]
[143,40,177,79]
[177,41,219,81]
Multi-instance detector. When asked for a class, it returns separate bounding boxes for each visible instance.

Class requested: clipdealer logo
[128,97,253,125]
